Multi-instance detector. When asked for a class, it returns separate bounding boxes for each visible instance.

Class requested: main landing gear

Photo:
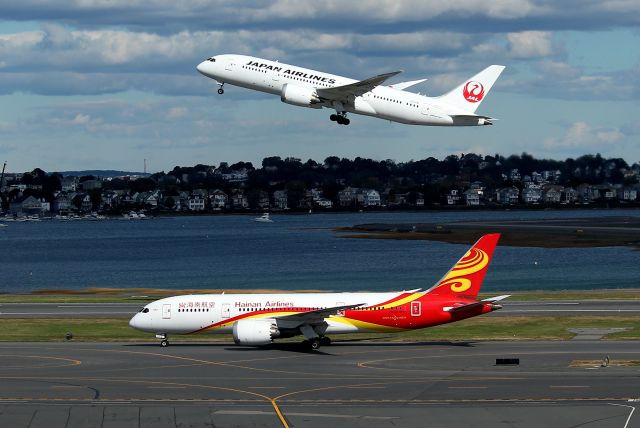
[330,113,350,125]
[304,336,331,351]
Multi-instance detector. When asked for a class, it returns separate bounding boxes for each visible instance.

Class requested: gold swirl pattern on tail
[437,248,489,293]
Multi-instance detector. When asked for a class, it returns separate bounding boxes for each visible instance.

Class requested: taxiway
[0,340,638,427]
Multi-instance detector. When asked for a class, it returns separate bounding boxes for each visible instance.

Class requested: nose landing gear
[217,82,225,95]
[156,333,169,347]
[329,113,350,125]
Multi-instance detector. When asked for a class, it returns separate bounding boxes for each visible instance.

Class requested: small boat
[253,213,273,223]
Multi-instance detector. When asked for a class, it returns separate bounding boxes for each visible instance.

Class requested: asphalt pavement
[0,340,638,427]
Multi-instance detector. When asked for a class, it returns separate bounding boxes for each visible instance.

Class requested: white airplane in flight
[196,54,505,126]
[129,234,508,351]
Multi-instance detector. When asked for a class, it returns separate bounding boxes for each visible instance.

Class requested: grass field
[1,316,637,342]
[1,288,639,304]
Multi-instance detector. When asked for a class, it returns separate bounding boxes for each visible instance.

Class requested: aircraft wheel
[330,114,338,122]
[343,118,350,125]
[160,339,169,347]
[336,116,345,125]
[320,336,331,346]
[217,88,224,95]
[308,338,321,351]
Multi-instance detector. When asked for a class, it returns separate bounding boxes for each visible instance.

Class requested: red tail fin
[425,234,500,300]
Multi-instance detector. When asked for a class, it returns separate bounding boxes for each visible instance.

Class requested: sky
[0,1,638,173]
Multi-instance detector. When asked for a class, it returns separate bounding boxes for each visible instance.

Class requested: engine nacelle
[232,319,279,346]
[280,84,321,108]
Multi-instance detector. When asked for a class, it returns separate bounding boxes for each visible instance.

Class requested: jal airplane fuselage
[196,54,505,126]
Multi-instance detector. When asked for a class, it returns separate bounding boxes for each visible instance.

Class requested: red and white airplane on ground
[196,54,505,126]
[129,234,507,350]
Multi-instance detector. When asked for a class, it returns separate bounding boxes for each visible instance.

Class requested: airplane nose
[129,315,137,329]
[196,61,208,76]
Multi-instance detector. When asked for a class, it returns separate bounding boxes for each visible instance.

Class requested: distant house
[495,187,519,205]
[53,193,72,213]
[188,194,206,211]
[257,190,270,210]
[619,188,638,201]
[210,189,228,209]
[314,198,333,208]
[76,194,92,212]
[463,189,481,206]
[10,195,43,216]
[561,187,578,204]
[231,191,249,209]
[446,189,461,205]
[61,177,78,192]
[596,186,616,200]
[273,190,288,210]
[542,185,563,204]
[338,187,358,207]
[521,187,542,204]
[576,184,596,203]
[101,191,121,209]
[360,189,381,207]
[142,192,159,207]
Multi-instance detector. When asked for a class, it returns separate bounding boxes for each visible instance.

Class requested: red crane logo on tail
[463,81,485,103]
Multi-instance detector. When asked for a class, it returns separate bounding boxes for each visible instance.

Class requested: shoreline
[337,215,640,248]
[1,288,639,303]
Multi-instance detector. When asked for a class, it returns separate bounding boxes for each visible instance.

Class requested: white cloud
[544,121,624,150]
[165,106,188,119]
[507,31,554,59]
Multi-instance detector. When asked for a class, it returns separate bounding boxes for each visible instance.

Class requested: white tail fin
[437,65,505,114]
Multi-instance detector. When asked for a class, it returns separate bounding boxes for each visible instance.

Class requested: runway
[1,300,640,318]
[0,341,638,427]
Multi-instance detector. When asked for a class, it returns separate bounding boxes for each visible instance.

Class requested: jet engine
[280,84,321,108]
[232,319,279,346]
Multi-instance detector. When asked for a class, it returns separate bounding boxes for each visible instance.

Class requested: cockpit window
[139,307,150,313]
[207,57,216,62]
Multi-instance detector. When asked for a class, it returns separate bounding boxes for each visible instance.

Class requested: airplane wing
[316,71,402,101]
[389,78,427,91]
[273,303,365,325]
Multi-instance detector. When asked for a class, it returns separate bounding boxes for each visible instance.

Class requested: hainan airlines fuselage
[196,54,505,126]
[129,234,508,350]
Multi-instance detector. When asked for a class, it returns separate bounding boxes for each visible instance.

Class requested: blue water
[1,209,639,293]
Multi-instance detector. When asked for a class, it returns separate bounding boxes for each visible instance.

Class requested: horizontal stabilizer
[481,295,511,303]
[450,114,496,126]
[443,295,509,313]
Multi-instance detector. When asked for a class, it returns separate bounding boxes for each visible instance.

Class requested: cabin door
[410,301,421,317]
[222,303,231,319]
[162,304,171,319]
